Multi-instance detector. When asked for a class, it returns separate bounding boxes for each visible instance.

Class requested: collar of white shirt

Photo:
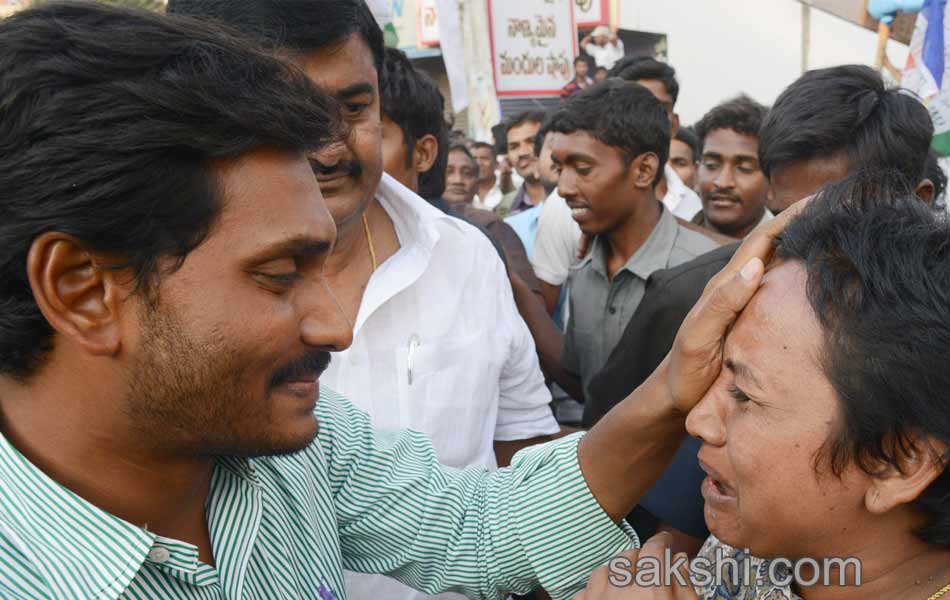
[354,173,466,336]
[661,164,703,221]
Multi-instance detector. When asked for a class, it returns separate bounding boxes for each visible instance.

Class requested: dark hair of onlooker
[758,65,933,183]
[167,0,385,72]
[694,95,769,150]
[574,54,592,70]
[504,110,547,143]
[607,56,679,105]
[0,1,340,380]
[378,47,449,199]
[924,149,948,206]
[533,117,555,158]
[546,79,670,185]
[472,141,496,159]
[673,127,701,164]
[776,170,950,548]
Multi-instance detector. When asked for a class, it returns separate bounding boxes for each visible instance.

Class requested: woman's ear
[865,436,949,515]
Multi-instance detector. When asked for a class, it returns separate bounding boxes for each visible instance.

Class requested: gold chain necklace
[362,212,378,271]
[929,582,950,600]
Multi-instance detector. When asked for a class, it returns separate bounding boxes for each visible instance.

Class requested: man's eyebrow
[336,83,375,100]
[566,153,596,163]
[724,357,764,388]
[244,237,332,266]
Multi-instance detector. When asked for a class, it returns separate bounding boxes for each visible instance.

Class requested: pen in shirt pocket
[407,334,420,386]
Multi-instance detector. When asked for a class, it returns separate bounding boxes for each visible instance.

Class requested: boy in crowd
[692,95,773,240]
[531,57,708,320]
[551,80,718,402]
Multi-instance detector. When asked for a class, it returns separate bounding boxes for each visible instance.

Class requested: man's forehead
[508,122,541,142]
[211,149,335,250]
[293,33,378,93]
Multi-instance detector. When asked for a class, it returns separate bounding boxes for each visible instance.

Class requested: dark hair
[546,79,670,185]
[776,170,950,547]
[574,54,591,69]
[533,118,555,158]
[607,56,679,105]
[759,65,933,182]
[673,127,701,163]
[378,47,448,198]
[694,95,768,150]
[504,110,547,146]
[167,0,385,72]
[924,149,948,205]
[472,141,496,158]
[0,1,340,380]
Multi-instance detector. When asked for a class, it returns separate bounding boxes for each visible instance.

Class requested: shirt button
[609,307,617,315]
[148,546,171,564]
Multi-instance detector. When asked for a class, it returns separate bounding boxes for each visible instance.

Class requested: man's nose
[311,139,349,170]
[299,278,353,353]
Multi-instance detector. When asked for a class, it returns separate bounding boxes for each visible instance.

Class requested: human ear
[413,134,440,175]
[914,178,936,206]
[631,152,661,190]
[865,436,949,514]
[26,233,125,358]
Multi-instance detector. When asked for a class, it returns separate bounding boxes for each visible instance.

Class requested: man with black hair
[167,8,563,568]
[560,55,594,99]
[692,95,773,240]
[472,141,510,210]
[549,80,717,402]
[0,3,761,599]
[495,110,550,218]
[532,58,708,328]
[582,64,939,556]
[669,127,700,190]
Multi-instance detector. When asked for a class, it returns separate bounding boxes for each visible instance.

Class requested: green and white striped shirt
[0,387,636,599]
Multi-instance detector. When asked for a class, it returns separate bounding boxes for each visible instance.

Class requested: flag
[904,0,950,155]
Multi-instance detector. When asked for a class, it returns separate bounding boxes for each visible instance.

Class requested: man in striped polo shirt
[0,3,770,599]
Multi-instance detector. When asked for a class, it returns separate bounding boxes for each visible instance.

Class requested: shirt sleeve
[531,192,582,286]
[488,233,560,441]
[315,389,638,600]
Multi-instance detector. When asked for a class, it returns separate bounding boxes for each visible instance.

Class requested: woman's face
[685,261,876,561]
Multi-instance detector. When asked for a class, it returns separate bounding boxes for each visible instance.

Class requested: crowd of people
[0,1,948,599]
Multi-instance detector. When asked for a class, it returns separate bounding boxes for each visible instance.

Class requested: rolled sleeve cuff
[509,433,639,600]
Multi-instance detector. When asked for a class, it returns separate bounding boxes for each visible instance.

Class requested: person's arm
[539,281,561,316]
[580,32,593,49]
[509,271,584,401]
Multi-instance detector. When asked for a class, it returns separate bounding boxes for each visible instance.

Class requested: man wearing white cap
[581,25,625,70]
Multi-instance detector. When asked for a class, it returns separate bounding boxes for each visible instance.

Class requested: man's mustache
[310,159,362,179]
[267,351,332,390]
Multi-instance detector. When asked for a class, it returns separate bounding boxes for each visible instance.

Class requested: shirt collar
[0,430,156,599]
[354,174,465,335]
[580,206,680,281]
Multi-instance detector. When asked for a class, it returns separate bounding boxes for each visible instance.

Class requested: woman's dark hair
[546,79,670,185]
[0,1,340,380]
[759,65,933,183]
[777,170,950,547]
[167,0,384,72]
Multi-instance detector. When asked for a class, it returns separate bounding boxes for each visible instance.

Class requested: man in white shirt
[472,141,510,210]
[580,25,625,70]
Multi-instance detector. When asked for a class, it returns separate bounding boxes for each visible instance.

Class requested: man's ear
[413,134,440,175]
[865,436,949,515]
[26,233,125,358]
[671,113,681,138]
[915,178,936,206]
[630,152,661,190]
